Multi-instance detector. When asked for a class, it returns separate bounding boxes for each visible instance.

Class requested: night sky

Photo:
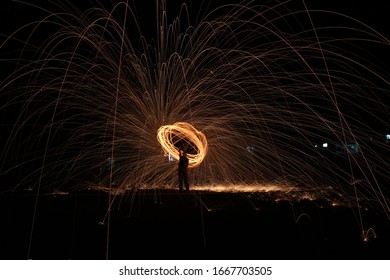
[2,1,390,39]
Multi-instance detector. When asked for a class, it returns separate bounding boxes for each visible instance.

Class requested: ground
[1,189,389,260]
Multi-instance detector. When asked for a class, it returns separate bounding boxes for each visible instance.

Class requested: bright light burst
[0,1,389,216]
[157,122,208,168]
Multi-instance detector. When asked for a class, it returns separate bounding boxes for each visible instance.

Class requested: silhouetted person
[178,149,189,191]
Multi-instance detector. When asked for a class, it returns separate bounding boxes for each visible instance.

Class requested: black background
[1,0,390,260]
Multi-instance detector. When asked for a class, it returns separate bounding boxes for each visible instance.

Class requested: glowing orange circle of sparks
[157,122,208,168]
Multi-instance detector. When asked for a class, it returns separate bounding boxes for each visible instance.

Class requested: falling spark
[0,0,389,218]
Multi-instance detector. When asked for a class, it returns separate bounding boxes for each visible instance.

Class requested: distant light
[322,143,328,148]
[168,153,176,162]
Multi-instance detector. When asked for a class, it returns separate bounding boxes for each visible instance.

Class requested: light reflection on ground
[88,183,352,208]
[91,183,298,194]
